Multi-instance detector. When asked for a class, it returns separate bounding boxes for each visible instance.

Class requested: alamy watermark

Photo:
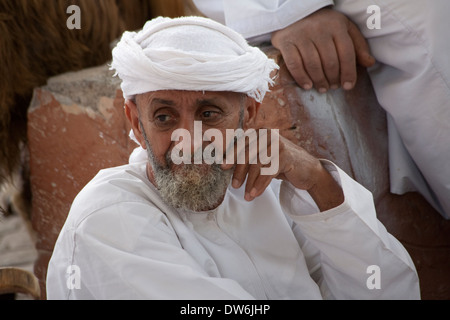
[66,5,81,30]
[66,265,81,290]
[366,264,381,290]
[66,264,381,291]
[367,5,381,30]
[170,121,280,176]
[66,4,381,31]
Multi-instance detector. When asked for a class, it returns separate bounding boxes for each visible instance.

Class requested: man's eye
[153,114,176,128]
[201,110,220,120]
[155,114,171,122]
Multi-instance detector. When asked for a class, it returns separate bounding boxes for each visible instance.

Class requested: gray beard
[142,133,234,212]
[155,156,233,212]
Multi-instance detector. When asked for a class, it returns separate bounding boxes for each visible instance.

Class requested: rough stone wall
[27,65,136,297]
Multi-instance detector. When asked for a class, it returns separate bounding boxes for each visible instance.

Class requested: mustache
[167,147,219,167]
[142,131,233,212]
[155,148,233,212]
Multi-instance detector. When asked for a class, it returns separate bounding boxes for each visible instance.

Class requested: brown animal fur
[0,0,184,217]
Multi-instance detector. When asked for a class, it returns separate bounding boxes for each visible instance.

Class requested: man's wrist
[307,162,344,212]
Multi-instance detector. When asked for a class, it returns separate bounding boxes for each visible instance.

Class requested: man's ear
[243,97,261,130]
[124,99,147,149]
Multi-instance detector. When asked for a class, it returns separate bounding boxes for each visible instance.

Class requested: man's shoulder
[66,161,162,225]
[48,161,177,291]
[79,161,149,197]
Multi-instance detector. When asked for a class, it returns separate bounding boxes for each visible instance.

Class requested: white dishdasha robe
[46,160,420,299]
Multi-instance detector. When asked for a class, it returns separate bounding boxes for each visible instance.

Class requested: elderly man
[46,16,420,300]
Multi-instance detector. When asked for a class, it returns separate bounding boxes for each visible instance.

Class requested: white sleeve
[279,160,421,299]
[47,202,255,300]
[193,0,334,39]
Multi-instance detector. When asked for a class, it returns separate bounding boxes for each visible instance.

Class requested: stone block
[27,65,135,297]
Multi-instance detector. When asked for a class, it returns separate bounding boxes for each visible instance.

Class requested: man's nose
[172,118,203,159]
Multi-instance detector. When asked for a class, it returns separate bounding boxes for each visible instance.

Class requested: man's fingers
[298,41,329,92]
[231,162,249,189]
[222,129,278,202]
[247,173,274,200]
[347,22,376,68]
[334,32,357,90]
[316,37,341,89]
[244,164,263,201]
[280,43,313,90]
[271,8,376,92]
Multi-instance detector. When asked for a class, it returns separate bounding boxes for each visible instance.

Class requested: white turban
[110,16,279,103]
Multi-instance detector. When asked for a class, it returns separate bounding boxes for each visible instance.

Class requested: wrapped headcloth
[110,16,279,103]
